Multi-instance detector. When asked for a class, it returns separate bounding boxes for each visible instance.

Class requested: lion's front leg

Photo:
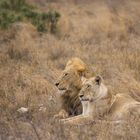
[61,115,93,125]
[61,115,84,122]
[53,109,69,120]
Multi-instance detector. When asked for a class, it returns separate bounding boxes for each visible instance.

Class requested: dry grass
[0,0,140,139]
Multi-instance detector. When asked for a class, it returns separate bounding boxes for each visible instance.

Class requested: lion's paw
[53,110,68,120]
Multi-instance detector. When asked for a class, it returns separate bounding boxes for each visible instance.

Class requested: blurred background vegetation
[0,0,60,32]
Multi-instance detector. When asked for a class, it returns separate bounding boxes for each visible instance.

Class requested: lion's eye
[87,85,90,88]
[64,73,68,76]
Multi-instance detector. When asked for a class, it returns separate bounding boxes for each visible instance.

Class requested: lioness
[54,58,92,119]
[62,76,140,124]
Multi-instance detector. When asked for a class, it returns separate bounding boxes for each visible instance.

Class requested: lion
[62,76,140,124]
[54,57,92,119]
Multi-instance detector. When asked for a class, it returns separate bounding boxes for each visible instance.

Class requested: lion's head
[55,58,87,95]
[55,68,82,92]
[79,76,107,102]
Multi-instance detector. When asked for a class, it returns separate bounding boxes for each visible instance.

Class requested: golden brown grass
[0,0,140,139]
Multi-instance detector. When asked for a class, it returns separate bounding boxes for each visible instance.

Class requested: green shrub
[0,11,23,29]
[0,0,60,33]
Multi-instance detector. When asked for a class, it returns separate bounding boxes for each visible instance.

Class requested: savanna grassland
[0,0,140,139]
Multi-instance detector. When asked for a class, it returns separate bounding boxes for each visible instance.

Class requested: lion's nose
[79,94,84,98]
[55,82,59,87]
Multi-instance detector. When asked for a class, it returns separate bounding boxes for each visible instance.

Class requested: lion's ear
[77,68,86,77]
[95,75,102,85]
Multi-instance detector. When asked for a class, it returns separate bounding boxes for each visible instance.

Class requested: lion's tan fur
[66,57,93,78]
[62,76,140,124]
[54,58,92,119]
